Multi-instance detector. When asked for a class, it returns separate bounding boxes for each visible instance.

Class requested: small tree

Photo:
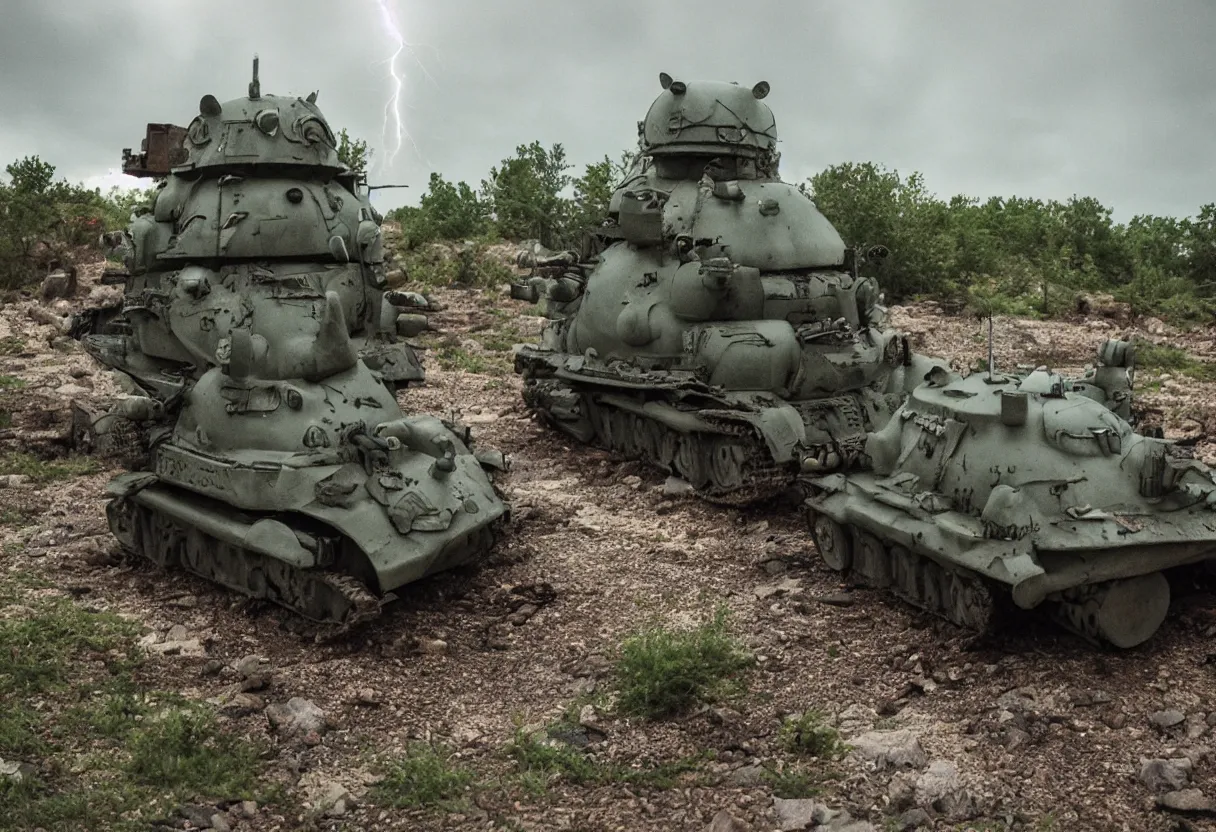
[566,153,637,237]
[807,162,958,301]
[100,185,158,231]
[480,141,572,248]
[336,129,371,176]
[0,157,74,287]
[391,172,490,246]
[1184,203,1216,298]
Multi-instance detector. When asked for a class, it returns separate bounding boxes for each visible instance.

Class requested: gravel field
[1,262,1215,832]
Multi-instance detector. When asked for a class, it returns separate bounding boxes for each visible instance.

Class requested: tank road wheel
[640,418,664,464]
[618,411,638,456]
[851,531,891,588]
[657,431,679,469]
[105,497,141,554]
[584,400,610,449]
[144,508,187,569]
[947,572,994,631]
[919,560,944,614]
[612,409,637,456]
[708,441,747,493]
[889,545,918,601]
[1054,572,1170,648]
[630,415,649,458]
[596,406,617,451]
[675,435,710,490]
[810,515,852,572]
[615,412,634,456]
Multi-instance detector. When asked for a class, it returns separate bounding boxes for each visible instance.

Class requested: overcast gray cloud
[1,0,1213,221]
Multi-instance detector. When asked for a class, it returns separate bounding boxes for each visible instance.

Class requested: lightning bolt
[372,0,434,176]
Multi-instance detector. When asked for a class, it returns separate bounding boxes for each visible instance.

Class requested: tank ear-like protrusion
[200,94,222,117]
[306,91,318,104]
[659,72,673,90]
[752,81,771,100]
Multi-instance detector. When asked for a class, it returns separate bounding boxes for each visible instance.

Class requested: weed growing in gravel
[419,332,509,376]
[0,508,32,527]
[0,337,24,356]
[0,375,25,388]
[762,763,828,799]
[0,452,102,483]
[505,729,704,793]
[0,584,268,830]
[506,730,602,790]
[473,325,522,353]
[779,710,846,759]
[438,345,497,374]
[371,743,475,810]
[613,606,754,719]
[125,703,262,796]
[0,594,137,697]
[1133,339,1216,381]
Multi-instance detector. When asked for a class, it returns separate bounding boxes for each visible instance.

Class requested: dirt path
[2,273,1215,832]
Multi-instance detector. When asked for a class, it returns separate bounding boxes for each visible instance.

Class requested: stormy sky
[1,0,1213,222]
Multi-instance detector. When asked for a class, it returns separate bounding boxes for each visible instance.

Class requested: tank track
[70,402,152,470]
[107,495,383,633]
[807,510,998,635]
[806,509,1175,647]
[525,378,792,505]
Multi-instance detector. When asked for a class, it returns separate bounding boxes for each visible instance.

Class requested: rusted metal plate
[121,123,188,178]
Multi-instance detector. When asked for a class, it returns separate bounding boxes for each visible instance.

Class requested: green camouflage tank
[72,59,508,629]
[803,339,1216,648]
[513,74,945,503]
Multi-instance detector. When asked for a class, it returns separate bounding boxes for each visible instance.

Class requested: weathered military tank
[72,59,508,628]
[513,74,945,504]
[802,339,1216,648]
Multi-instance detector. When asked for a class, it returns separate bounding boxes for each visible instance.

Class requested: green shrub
[613,607,753,719]
[1133,339,1216,381]
[371,743,474,809]
[125,705,261,796]
[0,452,102,483]
[396,242,514,291]
[0,586,269,829]
[778,710,846,758]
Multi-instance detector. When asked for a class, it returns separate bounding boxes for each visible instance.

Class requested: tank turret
[512,74,945,503]
[179,57,345,175]
[639,76,778,163]
[71,59,508,629]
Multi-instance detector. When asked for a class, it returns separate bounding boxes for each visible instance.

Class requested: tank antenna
[987,314,995,379]
[249,54,261,99]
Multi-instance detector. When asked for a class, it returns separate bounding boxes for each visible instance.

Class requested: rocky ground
[1,260,1216,832]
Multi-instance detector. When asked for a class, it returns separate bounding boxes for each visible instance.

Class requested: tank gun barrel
[249,54,260,99]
